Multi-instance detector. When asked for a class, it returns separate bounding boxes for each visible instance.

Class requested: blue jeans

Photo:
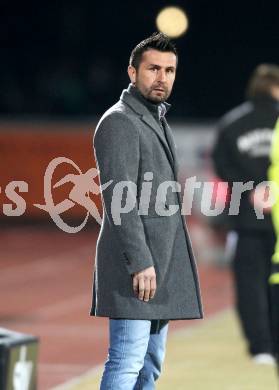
[100,319,169,389]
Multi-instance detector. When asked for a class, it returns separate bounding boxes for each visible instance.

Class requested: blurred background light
[156,6,189,38]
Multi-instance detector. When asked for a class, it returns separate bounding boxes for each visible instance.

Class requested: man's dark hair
[246,63,279,99]
[129,32,178,70]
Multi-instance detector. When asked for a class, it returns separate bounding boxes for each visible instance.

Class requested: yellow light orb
[156,6,189,38]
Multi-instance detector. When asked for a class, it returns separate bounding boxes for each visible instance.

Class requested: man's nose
[157,70,167,82]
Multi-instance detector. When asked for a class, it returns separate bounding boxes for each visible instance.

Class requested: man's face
[129,49,177,103]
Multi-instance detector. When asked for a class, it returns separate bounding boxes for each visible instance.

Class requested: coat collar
[125,83,171,119]
[120,84,177,174]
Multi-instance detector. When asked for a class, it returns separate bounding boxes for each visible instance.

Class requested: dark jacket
[90,84,203,320]
[212,96,279,231]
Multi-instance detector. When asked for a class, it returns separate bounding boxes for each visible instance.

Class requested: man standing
[91,32,203,389]
[212,64,279,364]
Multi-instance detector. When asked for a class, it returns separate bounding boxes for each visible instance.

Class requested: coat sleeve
[93,111,154,275]
[212,122,270,185]
[212,128,249,184]
[211,123,266,184]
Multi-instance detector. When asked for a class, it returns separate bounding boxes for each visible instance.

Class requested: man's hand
[132,266,156,302]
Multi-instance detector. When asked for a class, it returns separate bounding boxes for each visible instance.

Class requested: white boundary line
[51,308,233,390]
[51,364,103,390]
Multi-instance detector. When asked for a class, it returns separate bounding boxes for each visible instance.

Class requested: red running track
[0,220,233,389]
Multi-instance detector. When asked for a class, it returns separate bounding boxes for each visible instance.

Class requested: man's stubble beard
[135,80,171,104]
[146,89,168,103]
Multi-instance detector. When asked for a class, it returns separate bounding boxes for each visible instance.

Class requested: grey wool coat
[90,84,203,320]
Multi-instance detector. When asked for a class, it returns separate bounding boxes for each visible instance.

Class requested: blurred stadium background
[0,1,279,389]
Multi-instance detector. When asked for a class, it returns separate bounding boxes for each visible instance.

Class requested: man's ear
[127,65,136,85]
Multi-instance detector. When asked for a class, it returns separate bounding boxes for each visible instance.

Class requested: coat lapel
[140,113,175,169]
[161,118,179,178]
[120,88,179,176]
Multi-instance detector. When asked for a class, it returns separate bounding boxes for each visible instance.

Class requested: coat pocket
[140,200,180,219]
[140,201,171,218]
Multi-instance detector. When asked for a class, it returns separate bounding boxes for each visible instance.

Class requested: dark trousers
[232,230,276,355]
[270,285,279,359]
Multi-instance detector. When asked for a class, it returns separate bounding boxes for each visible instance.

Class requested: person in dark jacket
[212,64,279,364]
